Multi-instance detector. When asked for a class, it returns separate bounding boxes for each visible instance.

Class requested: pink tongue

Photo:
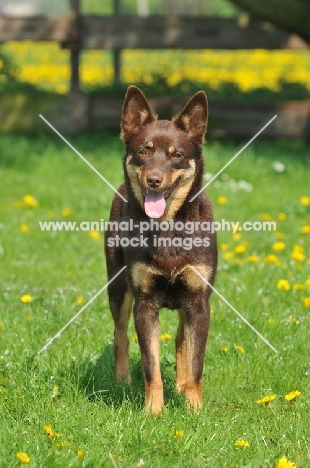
[144,191,166,218]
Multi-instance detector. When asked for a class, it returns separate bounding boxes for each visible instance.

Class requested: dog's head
[121,86,208,219]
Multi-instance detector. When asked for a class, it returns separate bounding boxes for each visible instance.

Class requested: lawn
[0,131,309,467]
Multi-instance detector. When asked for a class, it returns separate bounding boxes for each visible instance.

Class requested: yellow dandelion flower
[234,438,249,447]
[300,225,310,234]
[305,279,310,286]
[235,345,245,354]
[234,244,246,254]
[174,430,184,438]
[0,322,4,329]
[261,213,272,220]
[247,255,259,263]
[275,456,297,468]
[16,452,30,464]
[221,346,229,353]
[44,424,60,439]
[44,424,53,436]
[264,254,279,264]
[300,196,310,206]
[77,449,84,459]
[277,279,290,291]
[291,250,305,261]
[160,333,172,341]
[23,194,39,207]
[232,233,241,241]
[20,223,29,233]
[220,243,228,250]
[76,295,84,305]
[292,283,306,290]
[21,294,32,303]
[89,230,100,240]
[223,251,233,260]
[256,394,277,404]
[277,213,286,220]
[61,208,72,217]
[290,316,297,324]
[268,317,276,323]
[272,241,285,252]
[285,390,301,401]
[217,196,227,205]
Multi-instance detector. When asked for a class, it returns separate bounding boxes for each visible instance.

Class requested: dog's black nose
[147,174,163,188]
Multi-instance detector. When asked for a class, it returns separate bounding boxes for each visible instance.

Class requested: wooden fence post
[70,0,80,92]
[113,0,121,85]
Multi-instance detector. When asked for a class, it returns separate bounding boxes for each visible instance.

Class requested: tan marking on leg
[131,262,162,294]
[181,264,213,291]
[184,323,203,409]
[160,160,196,221]
[146,140,153,148]
[144,321,163,415]
[112,291,133,383]
[168,145,175,154]
[176,308,187,392]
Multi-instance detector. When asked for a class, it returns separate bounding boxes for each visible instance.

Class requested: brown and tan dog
[105,86,217,414]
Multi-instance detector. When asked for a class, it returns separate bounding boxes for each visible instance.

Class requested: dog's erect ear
[121,86,156,142]
[173,91,208,145]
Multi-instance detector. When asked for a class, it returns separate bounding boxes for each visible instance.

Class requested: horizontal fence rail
[1,2,309,136]
[0,15,308,49]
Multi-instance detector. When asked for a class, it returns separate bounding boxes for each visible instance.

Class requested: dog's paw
[145,401,164,416]
[184,383,203,411]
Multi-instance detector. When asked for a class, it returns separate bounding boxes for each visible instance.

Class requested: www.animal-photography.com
[0,1,309,467]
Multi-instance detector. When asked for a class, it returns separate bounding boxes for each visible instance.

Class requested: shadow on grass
[68,344,184,410]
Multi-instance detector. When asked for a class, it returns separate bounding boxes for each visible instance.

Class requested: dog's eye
[173,152,183,159]
[138,149,147,156]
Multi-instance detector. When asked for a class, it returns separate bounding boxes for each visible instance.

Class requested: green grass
[0,133,309,467]
[80,0,238,16]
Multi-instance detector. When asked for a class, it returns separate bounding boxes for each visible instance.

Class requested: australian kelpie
[104,86,217,414]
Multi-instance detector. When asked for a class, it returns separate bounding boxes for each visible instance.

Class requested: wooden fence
[0,0,308,92]
[0,0,309,136]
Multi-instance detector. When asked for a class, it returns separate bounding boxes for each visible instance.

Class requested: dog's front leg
[184,298,210,410]
[134,298,163,415]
